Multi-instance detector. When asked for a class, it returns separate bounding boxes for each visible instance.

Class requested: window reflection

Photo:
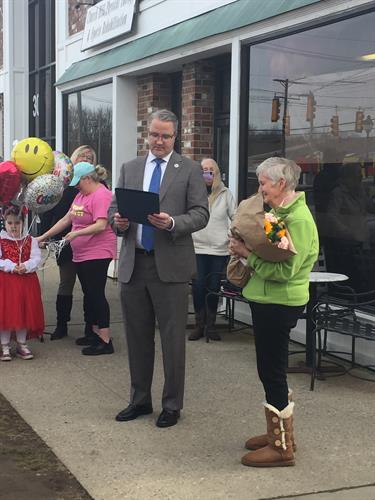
[65,83,113,187]
[247,11,375,291]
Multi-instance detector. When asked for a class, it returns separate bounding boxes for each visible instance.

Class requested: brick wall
[68,0,88,36]
[136,61,216,160]
[137,74,172,156]
[180,61,215,160]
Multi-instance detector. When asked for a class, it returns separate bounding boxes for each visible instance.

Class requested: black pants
[76,259,112,329]
[250,301,305,411]
[192,254,228,313]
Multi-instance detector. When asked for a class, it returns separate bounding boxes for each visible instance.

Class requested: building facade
[0,0,375,363]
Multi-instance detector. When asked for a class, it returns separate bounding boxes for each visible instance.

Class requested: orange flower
[277,229,286,238]
[264,220,272,234]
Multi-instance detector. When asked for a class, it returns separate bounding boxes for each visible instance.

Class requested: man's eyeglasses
[148,132,175,141]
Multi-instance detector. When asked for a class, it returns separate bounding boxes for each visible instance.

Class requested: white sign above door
[81,0,137,51]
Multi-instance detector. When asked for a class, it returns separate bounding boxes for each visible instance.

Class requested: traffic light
[285,115,290,136]
[306,93,316,122]
[330,115,339,136]
[271,97,280,122]
[355,110,364,133]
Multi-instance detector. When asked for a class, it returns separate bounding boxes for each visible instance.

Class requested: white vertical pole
[4,0,28,157]
[228,37,241,203]
[109,74,137,278]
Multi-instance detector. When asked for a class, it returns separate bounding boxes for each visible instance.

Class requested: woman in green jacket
[229,157,319,468]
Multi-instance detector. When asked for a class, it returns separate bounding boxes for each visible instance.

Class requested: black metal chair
[288,246,327,364]
[311,287,375,390]
[204,272,252,342]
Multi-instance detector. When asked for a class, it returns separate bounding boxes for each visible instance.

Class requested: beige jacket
[193,184,236,256]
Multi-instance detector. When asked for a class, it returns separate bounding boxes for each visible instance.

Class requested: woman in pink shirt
[38,162,117,355]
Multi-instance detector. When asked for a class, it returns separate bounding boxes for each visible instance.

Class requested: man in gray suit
[109,109,209,427]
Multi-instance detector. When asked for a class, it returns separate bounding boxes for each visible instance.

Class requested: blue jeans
[192,254,228,314]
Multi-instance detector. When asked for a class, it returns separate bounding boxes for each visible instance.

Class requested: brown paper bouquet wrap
[226,256,253,288]
[230,193,297,262]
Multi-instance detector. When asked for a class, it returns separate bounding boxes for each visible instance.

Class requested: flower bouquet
[264,212,290,250]
[230,193,296,262]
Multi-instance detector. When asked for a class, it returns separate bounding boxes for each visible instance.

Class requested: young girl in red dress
[0,206,44,361]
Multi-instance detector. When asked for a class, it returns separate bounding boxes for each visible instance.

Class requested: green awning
[56,0,321,86]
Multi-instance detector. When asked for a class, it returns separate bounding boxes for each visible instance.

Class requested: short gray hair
[256,157,301,190]
[148,109,178,134]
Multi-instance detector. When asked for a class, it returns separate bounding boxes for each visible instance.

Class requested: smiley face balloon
[11,137,54,182]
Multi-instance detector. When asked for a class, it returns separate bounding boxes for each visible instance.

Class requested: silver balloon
[52,151,73,187]
[11,183,27,206]
[24,174,64,214]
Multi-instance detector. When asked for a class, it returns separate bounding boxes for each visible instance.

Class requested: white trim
[228,37,241,201]
[56,0,375,93]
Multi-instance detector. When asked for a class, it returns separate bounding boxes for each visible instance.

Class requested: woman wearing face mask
[190,158,236,341]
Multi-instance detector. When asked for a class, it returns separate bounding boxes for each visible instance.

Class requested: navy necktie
[141,158,164,251]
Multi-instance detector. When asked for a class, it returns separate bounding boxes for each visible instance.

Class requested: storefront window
[64,82,113,186]
[246,11,375,291]
[29,0,56,146]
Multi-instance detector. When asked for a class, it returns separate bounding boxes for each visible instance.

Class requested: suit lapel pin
[174,163,179,168]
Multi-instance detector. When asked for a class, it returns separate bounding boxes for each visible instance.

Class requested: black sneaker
[81,339,114,356]
[75,335,99,346]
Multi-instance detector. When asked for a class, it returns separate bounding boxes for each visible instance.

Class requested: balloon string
[46,239,68,260]
[37,239,67,272]
[17,213,38,265]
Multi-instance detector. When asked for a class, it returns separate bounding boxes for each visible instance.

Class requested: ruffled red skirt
[0,271,44,338]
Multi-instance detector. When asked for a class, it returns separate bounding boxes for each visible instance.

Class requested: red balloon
[0,161,21,205]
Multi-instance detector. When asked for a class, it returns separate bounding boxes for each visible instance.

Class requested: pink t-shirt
[69,185,117,262]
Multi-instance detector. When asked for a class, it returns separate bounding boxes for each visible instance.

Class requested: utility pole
[273,78,288,157]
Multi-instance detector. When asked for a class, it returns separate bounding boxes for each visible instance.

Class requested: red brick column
[137,74,172,156]
[181,61,215,160]
[68,0,88,36]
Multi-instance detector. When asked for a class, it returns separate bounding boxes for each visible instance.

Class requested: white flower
[277,236,289,250]
[264,212,278,223]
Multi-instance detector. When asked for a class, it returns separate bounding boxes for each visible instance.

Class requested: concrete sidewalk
[0,262,375,500]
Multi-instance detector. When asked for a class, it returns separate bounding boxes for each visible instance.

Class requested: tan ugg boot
[241,402,295,467]
[245,389,296,451]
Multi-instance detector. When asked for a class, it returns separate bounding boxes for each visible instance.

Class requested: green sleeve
[247,219,316,282]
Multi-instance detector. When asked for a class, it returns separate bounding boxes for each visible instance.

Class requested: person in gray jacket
[109,109,209,428]
[189,158,236,341]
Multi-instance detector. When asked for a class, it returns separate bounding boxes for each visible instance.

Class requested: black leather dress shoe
[81,339,114,356]
[115,404,153,422]
[156,409,180,428]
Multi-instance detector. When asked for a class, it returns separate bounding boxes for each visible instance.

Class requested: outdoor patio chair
[311,287,375,390]
[204,272,252,342]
